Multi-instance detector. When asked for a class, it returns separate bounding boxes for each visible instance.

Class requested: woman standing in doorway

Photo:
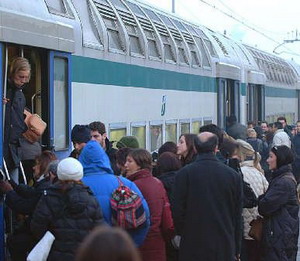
[3,57,31,182]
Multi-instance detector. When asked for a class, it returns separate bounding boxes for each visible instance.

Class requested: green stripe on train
[72,56,216,92]
[71,56,297,98]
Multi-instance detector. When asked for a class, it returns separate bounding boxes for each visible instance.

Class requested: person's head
[9,57,31,88]
[267,145,294,170]
[254,126,263,139]
[199,124,224,146]
[33,151,57,180]
[157,152,181,175]
[75,226,141,261]
[158,141,177,156]
[196,132,219,154]
[277,117,287,128]
[115,147,132,175]
[260,121,268,133]
[45,159,60,182]
[273,121,283,131]
[177,134,198,164]
[71,125,91,152]
[125,149,152,176]
[226,115,237,126]
[296,120,300,134]
[57,157,83,182]
[236,139,261,170]
[247,121,255,129]
[116,136,139,149]
[247,128,257,138]
[89,121,107,149]
[219,138,239,159]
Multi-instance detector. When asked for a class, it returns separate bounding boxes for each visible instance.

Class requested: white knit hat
[57,157,83,181]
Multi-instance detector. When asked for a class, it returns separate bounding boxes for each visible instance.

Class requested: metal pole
[172,0,175,13]
[3,46,8,128]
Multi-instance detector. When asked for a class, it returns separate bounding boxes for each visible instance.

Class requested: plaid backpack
[110,177,147,230]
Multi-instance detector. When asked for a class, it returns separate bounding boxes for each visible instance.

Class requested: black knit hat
[71,125,91,143]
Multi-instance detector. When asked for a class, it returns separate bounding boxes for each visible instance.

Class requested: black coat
[157,170,177,204]
[6,177,52,215]
[31,182,104,261]
[4,82,27,169]
[173,153,243,261]
[258,165,299,261]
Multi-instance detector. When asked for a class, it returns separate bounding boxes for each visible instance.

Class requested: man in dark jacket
[89,121,119,174]
[173,132,243,261]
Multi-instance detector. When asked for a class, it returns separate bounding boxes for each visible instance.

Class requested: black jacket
[6,177,52,215]
[4,82,27,169]
[173,153,243,261]
[157,171,177,206]
[258,165,299,261]
[31,182,104,261]
[105,138,119,175]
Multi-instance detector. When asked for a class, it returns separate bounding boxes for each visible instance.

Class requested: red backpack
[110,177,147,230]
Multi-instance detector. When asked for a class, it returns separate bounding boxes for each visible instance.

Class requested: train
[0,0,300,259]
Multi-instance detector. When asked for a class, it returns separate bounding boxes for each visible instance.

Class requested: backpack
[110,177,146,230]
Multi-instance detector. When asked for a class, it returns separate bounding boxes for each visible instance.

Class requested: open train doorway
[247,84,265,124]
[217,78,241,129]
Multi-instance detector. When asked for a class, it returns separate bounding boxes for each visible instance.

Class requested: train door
[247,84,265,123]
[48,51,71,159]
[217,78,241,129]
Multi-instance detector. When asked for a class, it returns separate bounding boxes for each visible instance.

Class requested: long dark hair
[179,134,198,166]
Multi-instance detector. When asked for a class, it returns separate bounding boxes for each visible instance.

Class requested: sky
[140,0,300,63]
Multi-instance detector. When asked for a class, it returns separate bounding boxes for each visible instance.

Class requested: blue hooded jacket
[79,141,150,246]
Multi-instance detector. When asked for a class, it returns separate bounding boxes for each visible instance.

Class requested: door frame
[49,51,72,159]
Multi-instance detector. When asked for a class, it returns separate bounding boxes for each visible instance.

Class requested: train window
[127,4,161,59]
[131,124,146,149]
[53,57,69,150]
[166,122,177,143]
[44,0,73,17]
[109,125,127,148]
[93,1,125,52]
[180,121,190,134]
[116,9,144,56]
[194,37,210,68]
[191,120,202,134]
[204,118,213,126]
[143,9,176,63]
[150,125,163,152]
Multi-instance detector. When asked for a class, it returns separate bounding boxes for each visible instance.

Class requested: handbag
[27,231,55,261]
[23,110,47,143]
[248,216,263,241]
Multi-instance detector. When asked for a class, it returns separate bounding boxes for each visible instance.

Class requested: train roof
[0,0,75,52]
[0,0,299,86]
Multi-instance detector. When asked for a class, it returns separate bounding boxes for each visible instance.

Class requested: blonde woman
[236,139,268,261]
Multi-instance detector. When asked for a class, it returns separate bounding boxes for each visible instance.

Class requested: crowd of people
[0,115,299,261]
[0,56,299,261]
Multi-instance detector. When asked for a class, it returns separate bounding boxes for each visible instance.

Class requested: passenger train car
[0,0,300,258]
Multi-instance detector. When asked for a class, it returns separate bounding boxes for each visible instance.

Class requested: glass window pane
[204,119,213,125]
[54,57,68,150]
[195,37,210,67]
[131,126,146,149]
[179,48,187,64]
[166,124,177,143]
[148,40,160,58]
[165,44,175,61]
[180,123,190,134]
[45,0,66,14]
[192,121,201,134]
[130,36,143,55]
[108,30,123,50]
[150,125,163,152]
[110,128,126,149]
